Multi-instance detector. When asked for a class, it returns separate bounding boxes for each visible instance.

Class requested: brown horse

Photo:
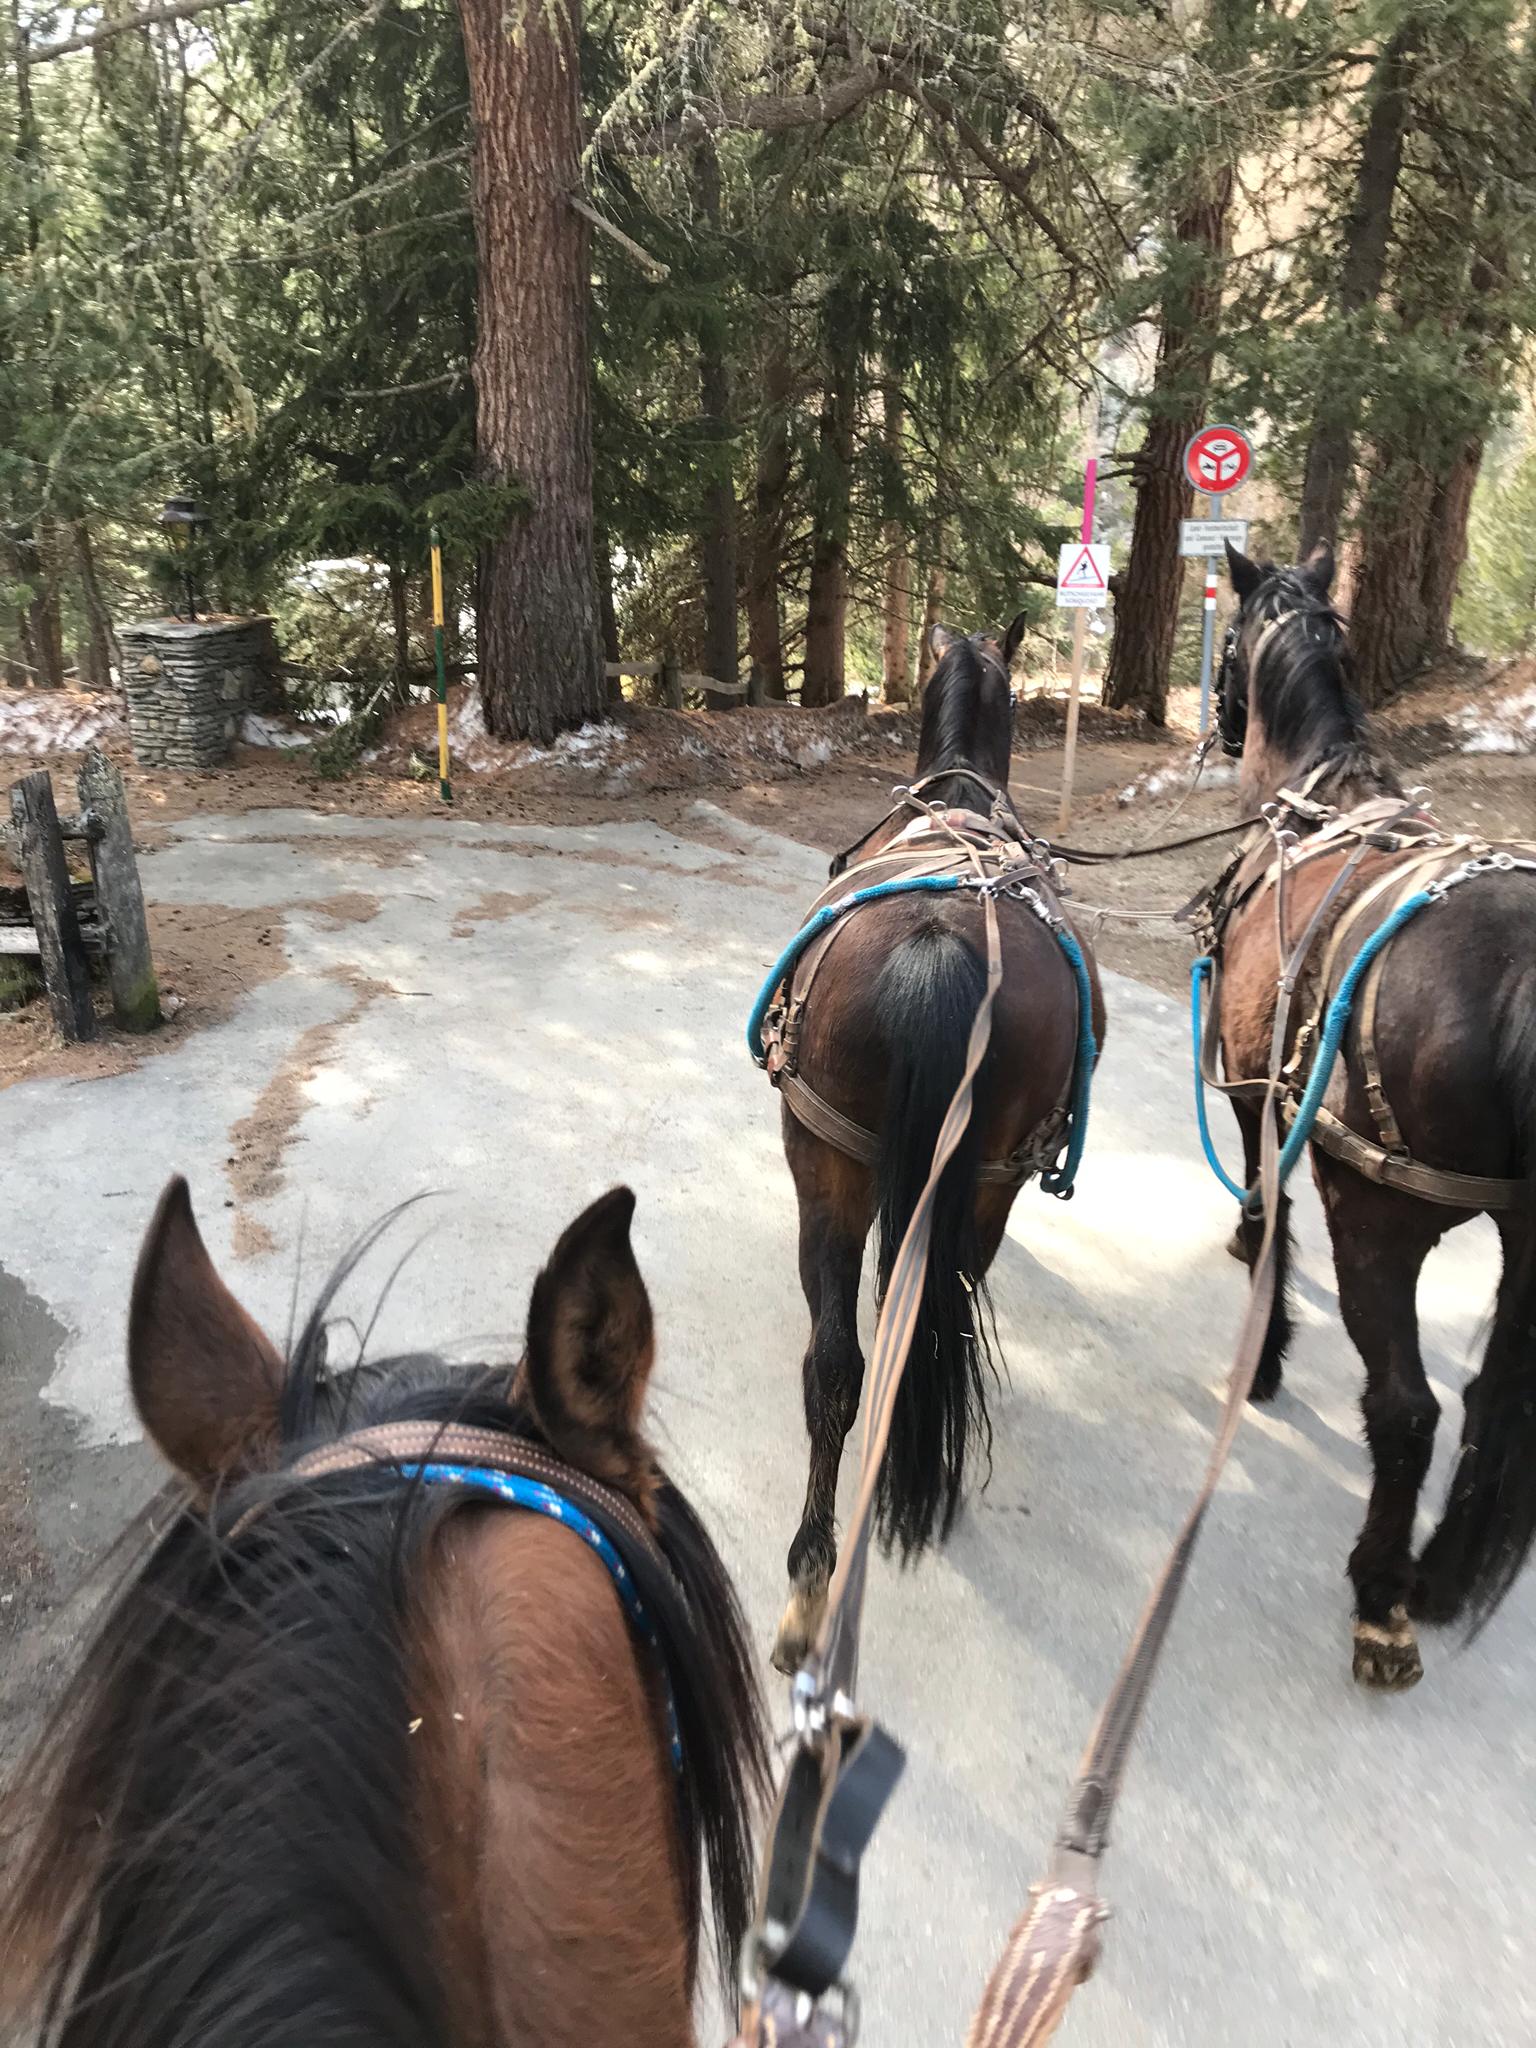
[1212,542,1536,1690]
[764,623,1104,1672]
[0,1178,766,2047]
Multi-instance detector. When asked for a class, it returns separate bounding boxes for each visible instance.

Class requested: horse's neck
[419,1516,693,2046]
[1241,728,1394,824]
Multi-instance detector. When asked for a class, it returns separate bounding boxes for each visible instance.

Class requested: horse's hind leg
[1228,1100,1295,1401]
[772,1127,873,1676]
[1318,1163,1446,1689]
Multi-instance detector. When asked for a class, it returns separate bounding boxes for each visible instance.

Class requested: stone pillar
[118,618,280,769]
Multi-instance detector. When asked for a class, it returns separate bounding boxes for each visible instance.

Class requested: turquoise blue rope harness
[1191,888,1436,1204]
[402,1461,684,1774]
[747,871,1096,1199]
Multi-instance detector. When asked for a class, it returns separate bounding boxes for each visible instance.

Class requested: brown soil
[0,899,289,1091]
[224,965,396,1258]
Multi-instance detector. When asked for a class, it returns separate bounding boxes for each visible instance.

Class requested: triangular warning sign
[1059,545,1105,591]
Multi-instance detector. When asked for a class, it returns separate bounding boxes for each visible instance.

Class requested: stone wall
[119,618,279,769]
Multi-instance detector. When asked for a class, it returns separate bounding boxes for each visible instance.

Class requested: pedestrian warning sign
[1055,541,1110,609]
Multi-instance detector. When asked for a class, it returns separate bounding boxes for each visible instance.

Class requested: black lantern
[159,496,210,621]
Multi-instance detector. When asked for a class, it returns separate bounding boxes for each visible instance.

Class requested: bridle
[1217,576,1346,761]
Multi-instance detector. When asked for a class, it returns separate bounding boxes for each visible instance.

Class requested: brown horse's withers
[1212,543,1536,1691]
[766,623,1104,1673]
[0,1179,767,2047]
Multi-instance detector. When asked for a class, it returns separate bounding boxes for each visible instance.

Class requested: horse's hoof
[771,1585,826,1677]
[1352,1606,1423,1691]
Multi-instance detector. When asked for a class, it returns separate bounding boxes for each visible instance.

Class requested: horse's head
[4,1179,766,2048]
[1220,542,1363,806]
[919,614,1027,792]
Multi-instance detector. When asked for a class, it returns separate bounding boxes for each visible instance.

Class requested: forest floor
[2,653,1533,1087]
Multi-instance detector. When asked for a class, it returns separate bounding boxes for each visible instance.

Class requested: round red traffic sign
[1183,424,1252,496]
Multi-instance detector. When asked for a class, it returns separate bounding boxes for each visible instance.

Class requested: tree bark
[14,528,66,690]
[1296,25,1415,557]
[694,140,740,712]
[458,0,602,744]
[880,385,911,702]
[73,520,118,691]
[802,316,859,707]
[746,321,792,702]
[1102,166,1234,724]
[917,543,946,691]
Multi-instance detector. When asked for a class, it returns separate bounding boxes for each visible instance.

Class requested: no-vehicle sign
[1183,425,1252,497]
[1056,541,1110,609]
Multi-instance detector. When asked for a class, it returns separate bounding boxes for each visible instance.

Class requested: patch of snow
[240,712,312,750]
[795,738,833,768]
[1457,685,1536,755]
[0,690,124,755]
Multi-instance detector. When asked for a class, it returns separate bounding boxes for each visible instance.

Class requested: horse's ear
[928,623,958,659]
[1225,541,1264,604]
[522,1186,656,1497]
[1002,611,1029,668]
[1302,541,1335,593]
[128,1176,286,1493]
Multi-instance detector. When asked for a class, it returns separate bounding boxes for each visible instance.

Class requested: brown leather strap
[776,1071,1063,1190]
[241,1421,660,1564]
[966,1881,1107,2048]
[1304,1105,1521,1209]
[813,887,1005,1704]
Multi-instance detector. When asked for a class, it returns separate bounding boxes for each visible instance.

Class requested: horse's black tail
[1418,994,1536,1632]
[871,921,995,1560]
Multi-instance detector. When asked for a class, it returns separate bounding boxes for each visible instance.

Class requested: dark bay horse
[1213,542,1536,1689]
[0,1178,766,2047]
[767,622,1104,1672]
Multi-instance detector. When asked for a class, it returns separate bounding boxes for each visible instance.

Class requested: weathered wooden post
[9,772,95,1041]
[78,751,160,1031]
[661,656,684,711]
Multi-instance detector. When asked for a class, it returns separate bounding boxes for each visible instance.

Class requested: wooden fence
[2,752,159,1041]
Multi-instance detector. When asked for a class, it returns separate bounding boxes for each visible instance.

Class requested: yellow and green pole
[429,523,452,804]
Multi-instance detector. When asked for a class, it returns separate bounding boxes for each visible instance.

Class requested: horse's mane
[915,637,1013,791]
[1,1264,765,2048]
[1247,568,1401,795]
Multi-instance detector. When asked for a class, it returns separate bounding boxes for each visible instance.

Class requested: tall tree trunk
[1102,166,1235,724]
[1296,24,1415,556]
[16,528,65,690]
[73,519,118,691]
[746,323,791,702]
[880,384,911,702]
[458,0,602,744]
[802,318,859,707]
[694,140,739,712]
[917,542,947,691]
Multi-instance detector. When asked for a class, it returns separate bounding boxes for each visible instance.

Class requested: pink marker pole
[1058,456,1097,832]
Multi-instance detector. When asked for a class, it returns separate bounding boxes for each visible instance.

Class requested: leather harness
[757,782,1080,1191]
[1188,781,1532,1211]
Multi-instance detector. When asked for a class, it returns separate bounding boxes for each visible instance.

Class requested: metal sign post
[1181,426,1253,737]
[1055,459,1104,834]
